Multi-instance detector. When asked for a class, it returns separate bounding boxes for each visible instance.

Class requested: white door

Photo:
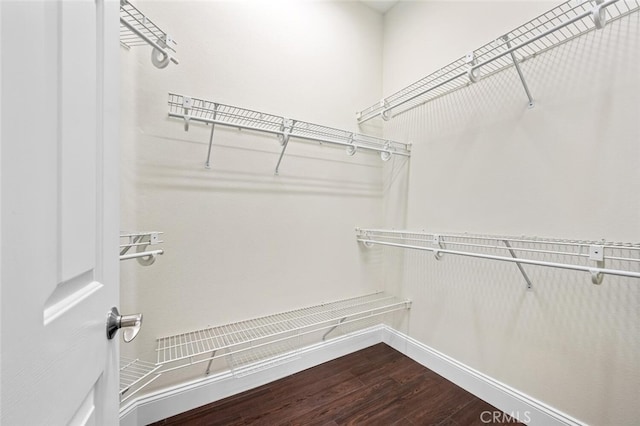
[1,0,121,424]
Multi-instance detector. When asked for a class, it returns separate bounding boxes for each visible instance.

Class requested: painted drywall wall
[120,1,388,391]
[378,2,639,425]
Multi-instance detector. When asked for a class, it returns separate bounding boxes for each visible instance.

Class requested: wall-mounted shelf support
[275,119,293,175]
[168,93,411,174]
[120,232,164,265]
[589,244,605,284]
[502,35,535,109]
[433,234,445,260]
[356,228,640,285]
[120,0,178,69]
[503,240,533,290]
[356,0,637,122]
[322,317,347,341]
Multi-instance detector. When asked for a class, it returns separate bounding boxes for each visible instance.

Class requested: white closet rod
[120,249,164,261]
[356,228,640,285]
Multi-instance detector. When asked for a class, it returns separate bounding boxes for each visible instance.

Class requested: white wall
[120,0,386,390]
[121,1,640,423]
[379,2,639,425]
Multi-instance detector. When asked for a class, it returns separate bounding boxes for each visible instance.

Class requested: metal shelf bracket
[503,240,533,290]
[182,96,193,131]
[589,244,605,284]
[466,52,481,83]
[502,35,535,109]
[593,0,609,29]
[275,118,294,175]
[204,103,218,169]
[433,234,445,260]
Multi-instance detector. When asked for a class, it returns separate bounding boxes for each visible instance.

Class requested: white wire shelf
[120,0,178,69]
[168,93,412,174]
[356,228,640,286]
[356,0,640,123]
[120,231,164,265]
[155,292,411,371]
[119,357,161,403]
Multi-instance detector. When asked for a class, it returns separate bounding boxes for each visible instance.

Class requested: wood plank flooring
[151,343,522,425]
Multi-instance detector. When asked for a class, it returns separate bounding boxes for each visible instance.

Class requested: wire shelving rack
[120,231,164,265]
[356,0,640,123]
[155,292,411,374]
[356,228,640,286]
[168,93,412,173]
[120,0,178,69]
[119,358,161,403]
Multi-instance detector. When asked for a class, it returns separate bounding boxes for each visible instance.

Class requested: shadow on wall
[132,126,397,198]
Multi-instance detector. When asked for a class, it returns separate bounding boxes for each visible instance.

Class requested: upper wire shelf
[155,292,411,373]
[120,231,164,265]
[356,228,640,286]
[168,93,412,174]
[356,0,640,123]
[120,0,178,69]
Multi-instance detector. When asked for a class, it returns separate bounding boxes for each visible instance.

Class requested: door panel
[60,0,97,282]
[1,0,119,424]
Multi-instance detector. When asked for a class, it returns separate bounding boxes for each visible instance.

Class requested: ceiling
[360,0,399,14]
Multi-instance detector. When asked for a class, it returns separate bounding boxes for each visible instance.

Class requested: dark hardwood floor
[151,344,522,425]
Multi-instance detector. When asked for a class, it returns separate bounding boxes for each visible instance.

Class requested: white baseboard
[119,325,385,426]
[382,327,585,426]
[120,325,584,426]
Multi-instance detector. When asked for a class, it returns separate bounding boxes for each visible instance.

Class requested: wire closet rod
[356,228,640,284]
[356,0,638,122]
[120,249,164,261]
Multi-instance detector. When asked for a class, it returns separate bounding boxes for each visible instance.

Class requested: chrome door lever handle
[107,307,143,343]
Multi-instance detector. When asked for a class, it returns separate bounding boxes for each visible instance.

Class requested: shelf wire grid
[357,0,640,122]
[155,292,411,367]
[356,228,640,281]
[120,0,177,54]
[168,93,411,156]
[119,357,161,403]
[226,339,302,377]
